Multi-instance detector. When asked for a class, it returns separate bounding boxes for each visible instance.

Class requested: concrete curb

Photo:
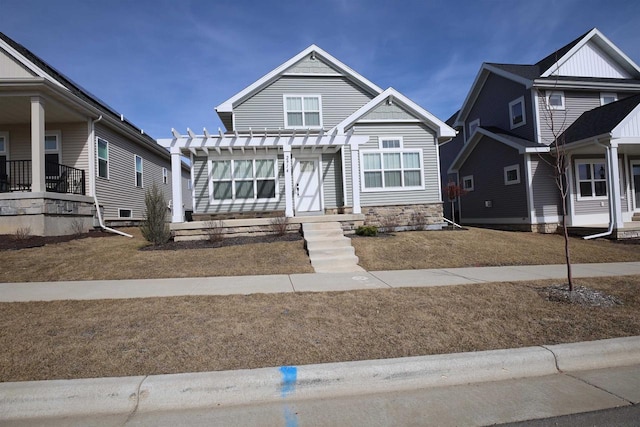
[1,336,638,421]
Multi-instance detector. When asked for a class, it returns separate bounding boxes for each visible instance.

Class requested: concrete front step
[302,222,363,273]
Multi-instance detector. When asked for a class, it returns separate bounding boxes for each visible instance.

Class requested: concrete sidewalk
[1,337,639,426]
[1,261,639,302]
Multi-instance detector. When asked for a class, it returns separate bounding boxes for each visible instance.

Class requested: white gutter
[89,115,132,238]
[583,140,614,240]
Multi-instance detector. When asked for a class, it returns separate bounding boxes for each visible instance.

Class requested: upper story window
[575,160,607,199]
[284,95,322,129]
[546,91,565,110]
[135,155,143,188]
[210,157,278,202]
[379,137,402,149]
[509,96,526,129]
[97,138,109,179]
[600,92,618,106]
[468,119,480,137]
[504,164,521,185]
[462,175,474,192]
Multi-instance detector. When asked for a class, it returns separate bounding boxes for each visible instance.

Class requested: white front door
[632,161,640,212]
[293,157,321,213]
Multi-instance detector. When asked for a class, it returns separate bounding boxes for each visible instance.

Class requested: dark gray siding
[439,132,464,220]
[234,76,374,130]
[530,156,562,218]
[467,73,534,141]
[344,122,440,207]
[458,136,528,220]
[95,123,173,219]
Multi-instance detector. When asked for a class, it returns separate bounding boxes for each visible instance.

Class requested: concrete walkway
[1,261,639,302]
[1,262,639,426]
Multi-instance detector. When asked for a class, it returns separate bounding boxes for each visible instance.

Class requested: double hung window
[135,155,143,188]
[211,157,278,201]
[97,138,109,178]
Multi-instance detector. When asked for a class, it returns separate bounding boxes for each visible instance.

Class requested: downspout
[583,140,613,240]
[89,115,133,238]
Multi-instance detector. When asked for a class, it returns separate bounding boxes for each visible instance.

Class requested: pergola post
[350,141,361,214]
[608,142,624,229]
[31,96,46,193]
[170,147,184,223]
[283,144,294,217]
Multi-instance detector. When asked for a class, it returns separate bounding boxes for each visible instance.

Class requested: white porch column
[30,96,46,193]
[170,147,184,223]
[350,142,361,214]
[608,142,624,229]
[283,144,294,217]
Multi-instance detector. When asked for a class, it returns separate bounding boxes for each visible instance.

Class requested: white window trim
[97,137,109,179]
[118,208,133,218]
[0,131,9,158]
[575,159,608,201]
[134,155,143,188]
[378,136,403,149]
[468,119,480,137]
[504,164,521,185]
[207,154,280,204]
[283,94,323,129]
[600,92,618,106]
[509,96,526,129]
[545,91,565,110]
[162,167,168,184]
[462,175,474,192]
[360,148,424,193]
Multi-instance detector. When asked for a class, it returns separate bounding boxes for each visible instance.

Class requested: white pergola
[157,128,369,223]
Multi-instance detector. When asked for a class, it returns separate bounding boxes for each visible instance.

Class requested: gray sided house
[161,45,455,231]
[0,32,191,236]
[441,28,640,238]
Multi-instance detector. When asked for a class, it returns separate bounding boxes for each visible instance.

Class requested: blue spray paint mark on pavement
[279,366,297,397]
[279,366,299,427]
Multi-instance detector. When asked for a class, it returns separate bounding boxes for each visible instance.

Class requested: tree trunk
[560,181,573,292]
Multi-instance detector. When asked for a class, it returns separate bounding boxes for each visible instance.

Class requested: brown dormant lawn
[1,226,639,382]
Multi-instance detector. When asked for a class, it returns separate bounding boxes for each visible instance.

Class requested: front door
[632,161,640,212]
[293,157,321,213]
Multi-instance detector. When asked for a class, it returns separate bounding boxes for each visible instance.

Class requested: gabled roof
[455,28,640,126]
[215,45,384,114]
[448,126,548,173]
[331,87,456,141]
[0,32,171,159]
[560,93,640,144]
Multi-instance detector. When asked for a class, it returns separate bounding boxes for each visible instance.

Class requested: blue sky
[2,0,639,139]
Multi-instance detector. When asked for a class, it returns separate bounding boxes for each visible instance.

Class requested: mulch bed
[140,232,304,251]
[0,230,115,251]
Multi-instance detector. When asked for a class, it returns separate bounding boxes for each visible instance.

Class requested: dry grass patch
[1,275,639,382]
[0,228,313,282]
[352,227,640,270]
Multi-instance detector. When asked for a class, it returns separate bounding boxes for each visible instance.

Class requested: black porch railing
[0,160,86,195]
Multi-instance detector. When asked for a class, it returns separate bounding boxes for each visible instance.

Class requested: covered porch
[158,128,369,224]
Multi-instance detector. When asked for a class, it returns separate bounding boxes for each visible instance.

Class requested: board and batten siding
[530,156,561,218]
[233,76,374,130]
[458,136,528,220]
[343,122,441,207]
[193,155,286,214]
[466,73,534,141]
[538,91,602,145]
[95,123,173,219]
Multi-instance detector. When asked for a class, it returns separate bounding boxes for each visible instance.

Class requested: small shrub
[141,183,171,245]
[269,216,289,236]
[69,218,86,236]
[355,225,378,237]
[14,226,32,241]
[378,215,399,233]
[204,220,225,242]
[410,211,428,231]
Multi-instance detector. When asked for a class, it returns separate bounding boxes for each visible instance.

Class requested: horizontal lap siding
[95,124,172,219]
[321,152,342,208]
[350,123,441,206]
[234,76,374,130]
[571,154,627,215]
[459,136,528,219]
[530,156,561,217]
[538,91,601,145]
[193,155,286,214]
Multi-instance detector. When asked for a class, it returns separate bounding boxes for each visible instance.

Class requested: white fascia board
[533,79,640,91]
[0,38,67,90]
[524,146,551,153]
[540,29,640,78]
[560,133,612,151]
[215,45,383,113]
[333,87,456,138]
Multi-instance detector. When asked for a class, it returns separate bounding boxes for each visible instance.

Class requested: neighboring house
[441,28,640,237]
[0,32,191,236]
[160,45,455,231]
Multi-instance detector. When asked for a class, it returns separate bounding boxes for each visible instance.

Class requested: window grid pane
[212,159,277,201]
[364,171,382,188]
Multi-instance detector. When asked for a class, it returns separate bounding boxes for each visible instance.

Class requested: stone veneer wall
[0,193,96,236]
[362,203,444,230]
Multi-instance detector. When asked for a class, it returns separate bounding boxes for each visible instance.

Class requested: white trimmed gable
[286,56,342,75]
[612,103,640,139]
[552,40,632,78]
[0,47,35,78]
[361,102,418,121]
